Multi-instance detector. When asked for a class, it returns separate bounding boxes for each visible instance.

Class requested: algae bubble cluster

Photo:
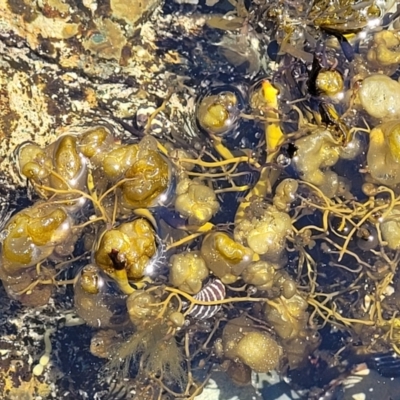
[2,0,400,398]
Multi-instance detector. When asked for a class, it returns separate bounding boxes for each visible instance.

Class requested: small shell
[187,279,226,320]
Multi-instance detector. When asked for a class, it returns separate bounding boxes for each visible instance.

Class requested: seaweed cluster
[2,0,400,399]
